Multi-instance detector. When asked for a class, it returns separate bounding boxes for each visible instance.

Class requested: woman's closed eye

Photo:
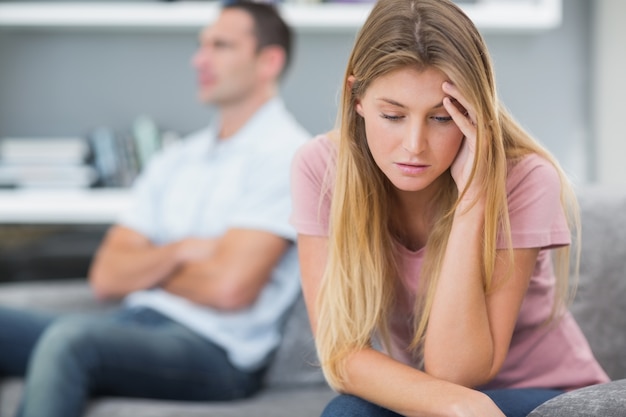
[380,113,404,121]
[432,116,453,123]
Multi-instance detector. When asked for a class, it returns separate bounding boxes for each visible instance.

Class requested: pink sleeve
[290,135,335,237]
[498,154,571,250]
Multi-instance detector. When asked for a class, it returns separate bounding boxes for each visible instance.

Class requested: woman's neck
[391,177,447,251]
[391,195,432,252]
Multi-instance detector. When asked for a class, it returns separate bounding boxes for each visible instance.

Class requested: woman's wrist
[455,194,486,220]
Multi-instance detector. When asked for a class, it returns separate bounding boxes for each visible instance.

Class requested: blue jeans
[0,305,265,417]
[321,388,564,417]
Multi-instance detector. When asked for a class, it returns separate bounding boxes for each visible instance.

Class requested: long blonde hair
[316,0,580,391]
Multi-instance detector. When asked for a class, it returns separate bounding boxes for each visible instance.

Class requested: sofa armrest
[527,379,626,417]
[0,279,117,313]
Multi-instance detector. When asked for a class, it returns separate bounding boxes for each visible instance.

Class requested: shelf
[0,189,131,224]
[0,2,368,32]
[0,0,562,32]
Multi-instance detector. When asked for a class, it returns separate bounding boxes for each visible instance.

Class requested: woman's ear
[347,75,364,117]
[355,100,364,117]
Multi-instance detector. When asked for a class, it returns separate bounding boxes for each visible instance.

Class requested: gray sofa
[1,185,625,417]
[0,285,335,417]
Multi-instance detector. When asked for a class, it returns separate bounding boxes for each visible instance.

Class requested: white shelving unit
[0,0,562,32]
[0,189,131,224]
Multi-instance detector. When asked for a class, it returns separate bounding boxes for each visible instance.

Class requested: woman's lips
[395,162,429,175]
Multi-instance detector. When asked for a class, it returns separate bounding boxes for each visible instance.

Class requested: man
[0,2,310,416]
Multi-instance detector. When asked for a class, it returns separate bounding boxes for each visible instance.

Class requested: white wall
[592,0,626,185]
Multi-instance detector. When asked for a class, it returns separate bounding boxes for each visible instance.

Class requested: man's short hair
[223,1,293,76]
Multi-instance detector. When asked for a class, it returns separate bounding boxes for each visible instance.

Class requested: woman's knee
[322,394,402,417]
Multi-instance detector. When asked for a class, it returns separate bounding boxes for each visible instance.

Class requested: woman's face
[355,66,464,194]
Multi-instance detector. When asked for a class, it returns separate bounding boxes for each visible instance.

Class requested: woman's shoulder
[294,131,338,170]
[297,131,337,156]
[507,153,561,192]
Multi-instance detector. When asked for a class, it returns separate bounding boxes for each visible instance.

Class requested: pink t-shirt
[290,134,609,390]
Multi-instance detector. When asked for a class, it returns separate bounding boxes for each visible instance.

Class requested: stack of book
[89,116,179,188]
[0,116,180,190]
[0,137,97,189]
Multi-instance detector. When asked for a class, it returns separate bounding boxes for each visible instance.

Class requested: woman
[290,0,609,416]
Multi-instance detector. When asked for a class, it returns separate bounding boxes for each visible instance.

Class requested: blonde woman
[290,0,608,416]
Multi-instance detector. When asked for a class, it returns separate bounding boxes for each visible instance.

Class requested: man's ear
[348,75,364,117]
[258,45,286,81]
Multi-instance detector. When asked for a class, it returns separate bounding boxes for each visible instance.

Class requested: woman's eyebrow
[377,97,407,108]
[378,97,444,109]
[376,98,447,109]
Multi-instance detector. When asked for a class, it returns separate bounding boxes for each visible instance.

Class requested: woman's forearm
[341,347,503,417]
[423,200,496,386]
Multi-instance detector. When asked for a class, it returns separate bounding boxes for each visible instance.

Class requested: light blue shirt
[118,98,310,370]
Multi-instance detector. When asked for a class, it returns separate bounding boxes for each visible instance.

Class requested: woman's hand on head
[442,82,482,201]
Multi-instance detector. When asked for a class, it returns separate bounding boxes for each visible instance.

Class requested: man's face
[192,9,261,106]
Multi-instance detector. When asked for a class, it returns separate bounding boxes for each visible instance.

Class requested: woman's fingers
[442,82,489,202]
[443,97,475,138]
[442,82,478,192]
[442,81,476,130]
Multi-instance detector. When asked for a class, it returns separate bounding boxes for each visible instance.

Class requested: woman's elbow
[424,354,498,388]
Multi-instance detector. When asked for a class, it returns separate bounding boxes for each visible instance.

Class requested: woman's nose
[402,123,427,154]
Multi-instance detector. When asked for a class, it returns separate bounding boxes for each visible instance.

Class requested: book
[0,164,98,189]
[114,132,141,187]
[132,115,161,170]
[0,136,96,189]
[0,137,91,165]
[88,127,119,187]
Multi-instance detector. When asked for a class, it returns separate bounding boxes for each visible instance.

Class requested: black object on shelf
[0,224,108,282]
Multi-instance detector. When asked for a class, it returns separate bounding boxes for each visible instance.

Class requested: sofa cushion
[0,378,336,417]
[570,186,626,380]
[527,379,626,417]
[263,294,327,388]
